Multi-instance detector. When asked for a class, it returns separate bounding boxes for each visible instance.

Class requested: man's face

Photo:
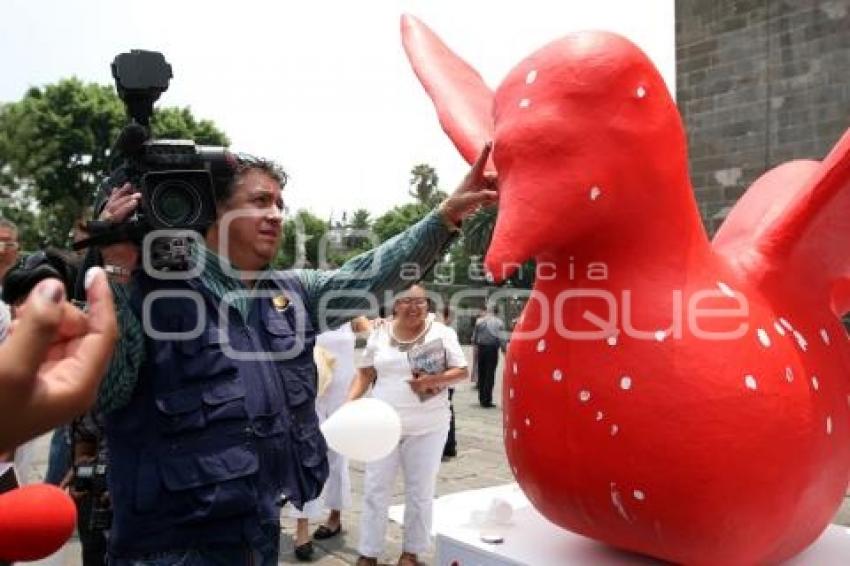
[0,227,19,269]
[216,169,284,271]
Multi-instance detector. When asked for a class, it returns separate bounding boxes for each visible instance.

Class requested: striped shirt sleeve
[296,210,458,331]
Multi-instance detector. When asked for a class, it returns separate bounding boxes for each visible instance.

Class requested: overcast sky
[0,0,674,222]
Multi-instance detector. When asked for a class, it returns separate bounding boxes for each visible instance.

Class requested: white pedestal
[392,483,850,566]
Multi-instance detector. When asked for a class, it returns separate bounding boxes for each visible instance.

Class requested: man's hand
[439,142,499,227]
[100,183,141,278]
[0,268,117,452]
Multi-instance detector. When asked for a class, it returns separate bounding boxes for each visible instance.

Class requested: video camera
[72,462,111,531]
[74,50,234,270]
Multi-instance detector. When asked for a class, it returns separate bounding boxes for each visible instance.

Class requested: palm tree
[408,164,447,207]
[462,205,498,257]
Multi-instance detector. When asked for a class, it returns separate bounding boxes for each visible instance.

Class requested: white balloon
[320,398,401,462]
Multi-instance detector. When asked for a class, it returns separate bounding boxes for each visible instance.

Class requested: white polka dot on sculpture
[717,281,734,297]
[654,330,667,342]
[590,186,602,200]
[606,335,618,347]
[745,375,758,390]
[633,490,645,501]
[774,321,786,336]
[636,86,647,98]
[536,339,546,352]
[820,328,830,345]
[552,369,563,382]
[620,376,632,390]
[812,376,820,391]
[610,424,619,436]
[827,416,833,435]
[525,69,538,84]
[757,328,771,348]
[579,390,591,403]
[519,98,531,108]
[785,367,794,383]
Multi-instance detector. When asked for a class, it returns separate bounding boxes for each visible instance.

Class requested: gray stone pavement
[24,348,850,565]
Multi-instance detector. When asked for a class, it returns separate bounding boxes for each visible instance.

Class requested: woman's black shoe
[294,541,314,561]
[313,524,342,540]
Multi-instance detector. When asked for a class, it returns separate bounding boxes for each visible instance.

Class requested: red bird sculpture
[402,14,850,564]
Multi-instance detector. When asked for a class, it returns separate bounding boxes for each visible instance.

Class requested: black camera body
[72,462,108,494]
[107,138,232,235]
[73,462,112,531]
[75,50,234,270]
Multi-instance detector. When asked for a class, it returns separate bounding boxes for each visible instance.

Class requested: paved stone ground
[25,348,850,565]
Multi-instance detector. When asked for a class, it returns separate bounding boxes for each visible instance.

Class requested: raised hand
[439,142,498,226]
[0,268,117,451]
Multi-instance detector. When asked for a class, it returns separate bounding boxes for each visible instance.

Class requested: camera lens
[150,180,202,227]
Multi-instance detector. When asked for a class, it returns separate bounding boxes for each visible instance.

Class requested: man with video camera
[80,50,497,565]
[94,138,496,564]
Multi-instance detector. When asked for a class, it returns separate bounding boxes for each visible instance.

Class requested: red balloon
[402,14,850,564]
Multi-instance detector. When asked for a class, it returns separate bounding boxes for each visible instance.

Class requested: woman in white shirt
[349,284,468,566]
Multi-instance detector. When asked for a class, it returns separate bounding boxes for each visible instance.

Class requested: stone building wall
[676,0,850,233]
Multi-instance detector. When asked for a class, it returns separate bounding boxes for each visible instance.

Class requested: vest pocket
[157,443,260,523]
[284,365,318,408]
[155,379,247,435]
[292,420,326,468]
[178,327,236,379]
[202,379,247,422]
[155,389,205,434]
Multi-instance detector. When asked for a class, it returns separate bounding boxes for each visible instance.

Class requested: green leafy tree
[349,208,371,231]
[372,202,429,243]
[274,209,328,269]
[342,207,373,251]
[0,78,229,248]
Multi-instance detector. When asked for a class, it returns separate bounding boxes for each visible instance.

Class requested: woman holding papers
[347,284,468,566]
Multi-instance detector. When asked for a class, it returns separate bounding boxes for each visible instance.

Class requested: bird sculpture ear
[401,14,496,172]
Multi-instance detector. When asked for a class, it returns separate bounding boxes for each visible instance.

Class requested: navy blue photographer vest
[105,270,328,556]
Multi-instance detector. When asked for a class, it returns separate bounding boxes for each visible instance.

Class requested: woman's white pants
[358,426,449,557]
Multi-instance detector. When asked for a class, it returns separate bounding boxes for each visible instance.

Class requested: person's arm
[297,209,458,330]
[95,183,146,414]
[410,367,467,393]
[298,144,497,330]
[0,270,116,452]
[497,319,508,352]
[350,315,372,336]
[347,367,377,401]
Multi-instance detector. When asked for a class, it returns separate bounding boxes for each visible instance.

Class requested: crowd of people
[0,143,514,565]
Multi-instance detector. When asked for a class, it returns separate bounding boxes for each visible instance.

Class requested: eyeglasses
[395,297,428,307]
[0,241,19,252]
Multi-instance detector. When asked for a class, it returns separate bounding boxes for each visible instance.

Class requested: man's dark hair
[215,154,289,207]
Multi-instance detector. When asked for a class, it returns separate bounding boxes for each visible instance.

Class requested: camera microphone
[0,484,77,562]
[115,122,149,158]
